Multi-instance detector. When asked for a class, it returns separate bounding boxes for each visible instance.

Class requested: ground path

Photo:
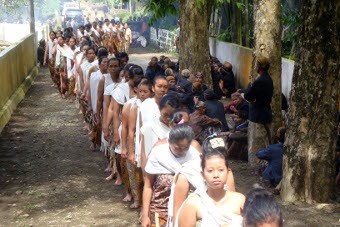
[0,47,338,226]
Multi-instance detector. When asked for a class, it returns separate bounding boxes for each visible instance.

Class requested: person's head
[153,76,168,100]
[194,101,206,114]
[166,75,176,88]
[79,25,85,33]
[56,30,63,38]
[138,80,153,102]
[159,94,179,126]
[233,111,248,125]
[150,56,158,67]
[243,186,283,227]
[86,47,96,62]
[275,127,286,144]
[202,134,228,157]
[194,72,204,83]
[159,55,165,62]
[170,109,190,127]
[220,62,233,76]
[115,52,129,68]
[256,56,270,73]
[98,20,103,27]
[92,21,97,28]
[108,57,120,81]
[69,37,76,48]
[231,93,243,105]
[204,89,216,100]
[49,31,56,40]
[104,18,109,25]
[98,56,108,73]
[97,46,108,59]
[168,124,194,157]
[201,149,229,190]
[181,69,191,79]
[124,22,129,29]
[39,39,45,47]
[85,24,91,32]
[57,36,64,46]
[80,42,90,53]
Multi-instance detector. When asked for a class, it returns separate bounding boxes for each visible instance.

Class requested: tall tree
[178,0,212,85]
[143,0,215,86]
[247,0,282,166]
[281,0,339,203]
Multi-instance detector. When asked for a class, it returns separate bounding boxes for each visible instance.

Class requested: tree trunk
[179,0,212,87]
[281,0,339,203]
[248,0,282,166]
[244,0,250,47]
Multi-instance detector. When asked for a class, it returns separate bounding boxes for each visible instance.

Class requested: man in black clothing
[241,56,274,166]
[219,62,236,98]
[204,89,229,132]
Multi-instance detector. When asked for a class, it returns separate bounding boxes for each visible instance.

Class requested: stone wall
[0,34,38,133]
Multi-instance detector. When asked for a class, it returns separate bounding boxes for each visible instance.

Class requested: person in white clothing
[176,149,245,227]
[87,56,108,150]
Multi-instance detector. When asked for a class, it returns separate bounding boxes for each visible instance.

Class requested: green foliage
[282,11,298,59]
[0,0,28,16]
[216,27,232,42]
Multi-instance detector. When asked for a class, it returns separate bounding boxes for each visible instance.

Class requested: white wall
[150,27,176,51]
[0,23,49,43]
[209,37,295,98]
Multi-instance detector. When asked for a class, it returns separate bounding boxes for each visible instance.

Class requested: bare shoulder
[191,140,202,154]
[230,191,246,204]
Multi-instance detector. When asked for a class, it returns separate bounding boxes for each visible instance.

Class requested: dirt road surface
[0,47,338,227]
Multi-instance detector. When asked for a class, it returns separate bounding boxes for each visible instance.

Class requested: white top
[104,73,114,88]
[48,39,54,59]
[140,98,160,126]
[64,47,75,78]
[90,70,104,113]
[140,120,170,158]
[111,82,130,105]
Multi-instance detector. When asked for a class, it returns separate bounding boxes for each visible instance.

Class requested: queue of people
[41,16,284,226]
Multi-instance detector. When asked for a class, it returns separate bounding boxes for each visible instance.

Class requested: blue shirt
[256,143,283,185]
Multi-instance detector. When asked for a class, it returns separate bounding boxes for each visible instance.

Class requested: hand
[74,87,78,94]
[128,152,136,165]
[230,105,237,113]
[113,132,120,147]
[103,126,110,142]
[141,216,151,227]
[121,148,128,158]
[193,96,199,103]
[81,93,86,100]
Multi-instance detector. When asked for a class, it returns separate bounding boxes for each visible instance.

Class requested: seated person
[221,111,248,160]
[145,56,162,82]
[219,61,236,98]
[188,101,222,144]
[204,89,229,132]
[256,127,286,186]
[225,92,249,129]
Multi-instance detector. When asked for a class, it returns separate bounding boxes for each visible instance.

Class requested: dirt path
[0,47,338,226]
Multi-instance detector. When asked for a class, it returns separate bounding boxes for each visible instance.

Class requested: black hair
[202,134,228,157]
[108,57,119,65]
[139,80,153,92]
[133,65,144,77]
[115,52,129,63]
[201,149,228,171]
[86,47,96,56]
[80,41,91,51]
[237,110,249,121]
[243,187,283,227]
[85,23,91,29]
[78,25,85,30]
[170,109,190,125]
[153,76,167,85]
[133,77,143,88]
[168,124,194,144]
[159,94,179,111]
[98,56,108,65]
[97,47,108,59]
[49,31,56,35]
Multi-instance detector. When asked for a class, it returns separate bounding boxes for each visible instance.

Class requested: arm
[112,99,122,147]
[121,103,130,158]
[177,196,198,227]
[256,146,272,161]
[142,172,155,227]
[227,168,236,192]
[79,65,85,93]
[102,95,111,141]
[43,42,49,65]
[104,97,115,140]
[83,67,98,99]
[128,104,138,165]
[173,174,190,224]
[96,78,105,118]
[86,74,93,113]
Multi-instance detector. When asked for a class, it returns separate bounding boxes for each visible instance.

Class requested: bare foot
[129,200,140,209]
[122,193,132,202]
[115,176,122,185]
[105,172,116,181]
[104,167,112,173]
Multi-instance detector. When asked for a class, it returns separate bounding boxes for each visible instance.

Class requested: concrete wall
[209,37,295,98]
[0,34,38,133]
